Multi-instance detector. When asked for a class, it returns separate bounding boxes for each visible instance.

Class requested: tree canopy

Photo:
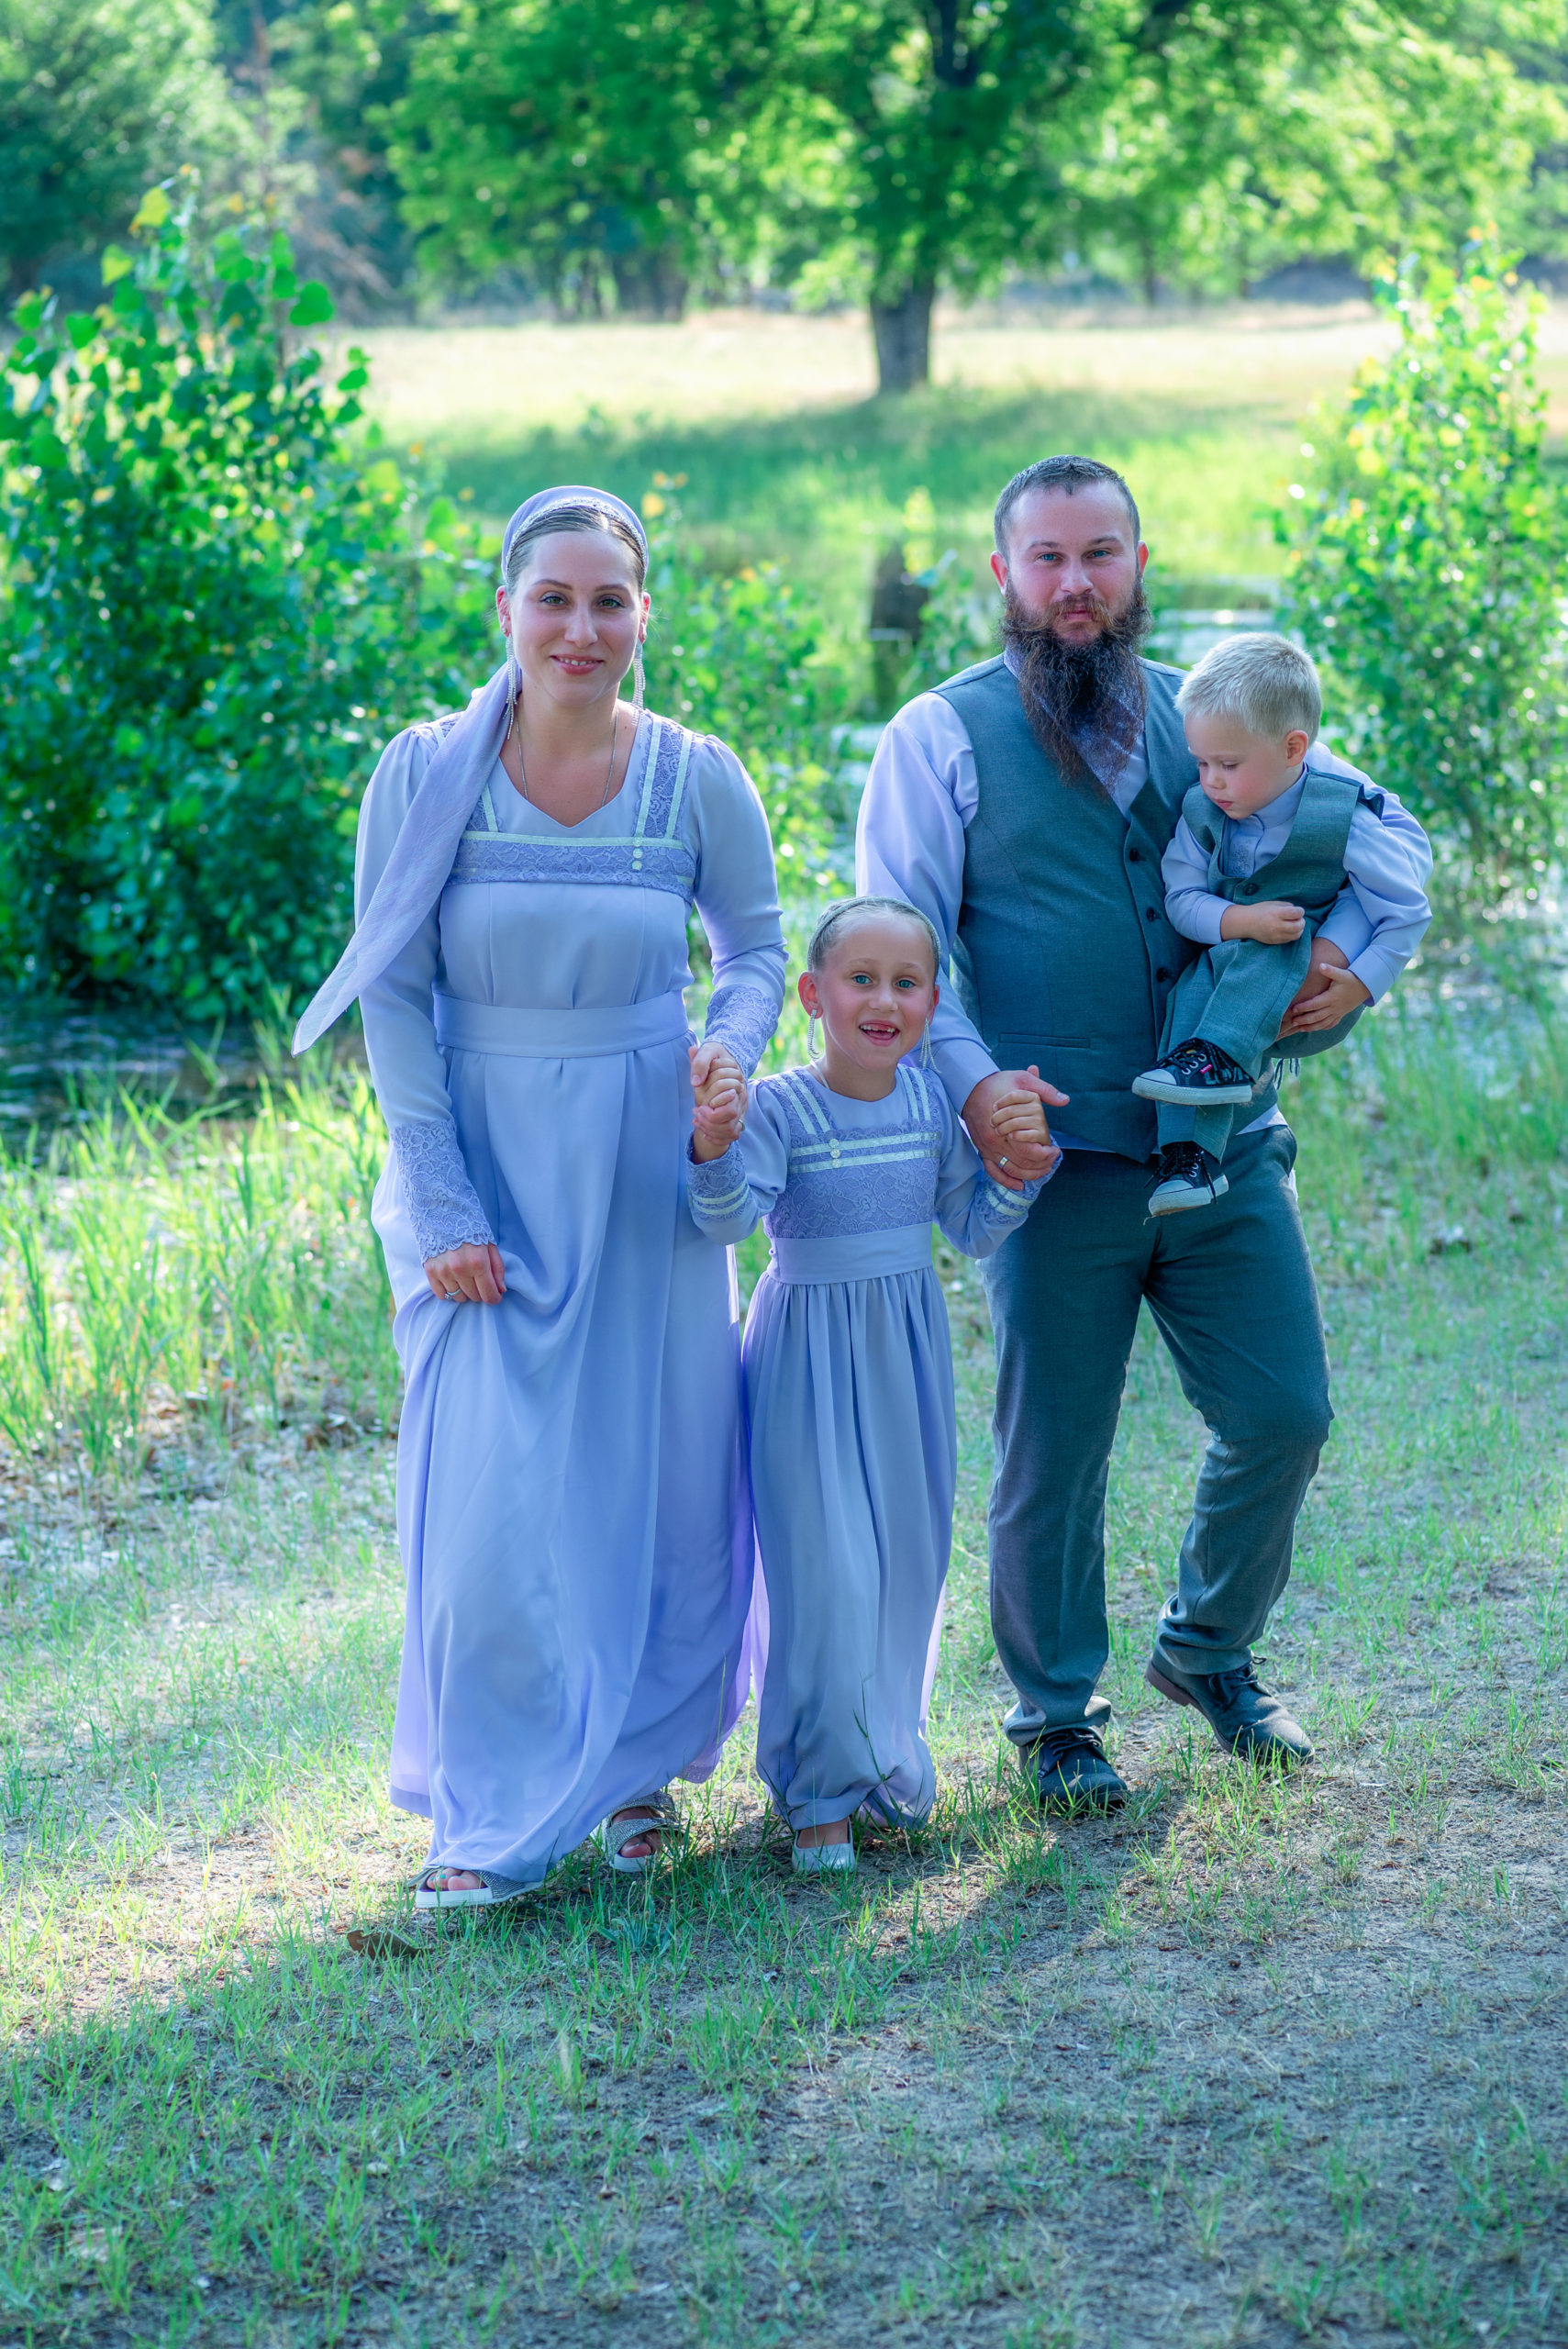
[0,0,239,300]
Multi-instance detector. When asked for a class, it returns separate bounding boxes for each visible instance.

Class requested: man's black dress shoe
[1028,1725,1128,1811]
[1145,1657,1314,1764]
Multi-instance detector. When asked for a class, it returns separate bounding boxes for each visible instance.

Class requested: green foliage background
[0,185,491,1017]
[1282,246,1568,915]
[0,197,850,1018]
[5,194,1568,1016]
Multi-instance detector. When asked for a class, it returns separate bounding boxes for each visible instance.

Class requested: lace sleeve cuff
[685,1140,752,1230]
[703,984,778,1077]
[976,1170,1048,1229]
[391,1119,495,1262]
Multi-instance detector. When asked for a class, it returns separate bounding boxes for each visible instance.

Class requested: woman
[295,484,784,1906]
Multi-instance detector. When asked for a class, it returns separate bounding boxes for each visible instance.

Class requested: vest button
[1144,906,1159,922]
[1128,846,1141,862]
[1155,966,1171,983]
[1241,880,1258,896]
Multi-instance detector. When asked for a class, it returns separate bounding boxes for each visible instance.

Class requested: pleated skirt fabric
[742,1264,955,1830]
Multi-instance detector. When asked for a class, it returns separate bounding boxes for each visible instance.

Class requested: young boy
[1135,633,1432,1215]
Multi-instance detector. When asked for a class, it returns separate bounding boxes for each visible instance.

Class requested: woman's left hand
[425,1241,507,1305]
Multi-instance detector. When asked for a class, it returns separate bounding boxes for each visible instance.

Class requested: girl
[686,896,1049,1871]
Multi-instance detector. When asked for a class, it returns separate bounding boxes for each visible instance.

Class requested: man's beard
[1000,579,1151,788]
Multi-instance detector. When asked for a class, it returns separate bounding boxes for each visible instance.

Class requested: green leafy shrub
[642,482,837,869]
[0,181,490,1018]
[1281,247,1568,914]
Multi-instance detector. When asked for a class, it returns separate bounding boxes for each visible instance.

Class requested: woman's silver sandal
[414,1866,528,1910]
[594,1797,680,1876]
[792,1832,856,1875]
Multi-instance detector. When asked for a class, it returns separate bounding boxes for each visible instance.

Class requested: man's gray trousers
[980,1120,1330,1739]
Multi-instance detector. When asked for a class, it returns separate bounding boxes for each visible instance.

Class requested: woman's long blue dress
[686,1061,1036,1831]
[358,710,784,1885]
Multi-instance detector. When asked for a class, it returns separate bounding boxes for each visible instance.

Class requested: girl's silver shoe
[792,1835,856,1874]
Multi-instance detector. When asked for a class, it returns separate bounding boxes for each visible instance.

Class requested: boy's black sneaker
[1149,1141,1229,1218]
[1132,1037,1258,1105]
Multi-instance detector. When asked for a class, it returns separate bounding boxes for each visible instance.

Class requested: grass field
[354,297,1568,630]
[1,996,1564,2349]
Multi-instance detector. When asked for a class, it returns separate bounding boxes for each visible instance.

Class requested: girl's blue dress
[687,1061,1037,1830]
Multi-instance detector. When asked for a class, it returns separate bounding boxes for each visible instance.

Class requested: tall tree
[0,0,238,299]
[773,0,1132,391]
[1072,1,1568,300]
[388,0,796,317]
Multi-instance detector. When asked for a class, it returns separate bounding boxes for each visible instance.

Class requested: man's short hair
[1175,632,1322,743]
[993,456,1140,553]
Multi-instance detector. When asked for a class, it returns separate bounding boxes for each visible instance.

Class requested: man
[857,455,1399,1808]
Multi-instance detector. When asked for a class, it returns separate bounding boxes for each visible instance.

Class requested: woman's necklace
[511,702,619,809]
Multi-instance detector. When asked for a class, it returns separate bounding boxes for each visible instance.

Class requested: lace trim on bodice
[445,714,698,902]
[447,833,695,900]
[762,1063,947,1241]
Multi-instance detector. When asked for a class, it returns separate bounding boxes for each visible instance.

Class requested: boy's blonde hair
[1175,632,1321,744]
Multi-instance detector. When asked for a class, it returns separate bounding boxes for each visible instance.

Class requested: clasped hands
[689,1038,747,1162]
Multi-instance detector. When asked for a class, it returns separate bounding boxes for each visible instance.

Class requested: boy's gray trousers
[980,1121,1331,1739]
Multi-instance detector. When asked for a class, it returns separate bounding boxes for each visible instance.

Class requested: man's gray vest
[934,653,1212,1161]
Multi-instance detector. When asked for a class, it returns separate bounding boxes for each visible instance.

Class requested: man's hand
[1275,938,1369,1039]
[689,1039,747,1162]
[425,1241,506,1305]
[1220,898,1306,946]
[962,1065,1067,1190]
[1282,965,1371,1032]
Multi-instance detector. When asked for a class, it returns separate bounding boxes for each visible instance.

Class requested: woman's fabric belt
[766,1224,934,1285]
[433,990,691,1059]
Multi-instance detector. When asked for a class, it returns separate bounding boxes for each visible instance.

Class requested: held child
[1134,634,1433,1215]
[686,896,1051,1873]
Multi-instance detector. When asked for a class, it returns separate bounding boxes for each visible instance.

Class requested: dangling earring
[806,1012,820,1059]
[920,1019,933,1069]
[505,644,521,736]
[633,635,646,711]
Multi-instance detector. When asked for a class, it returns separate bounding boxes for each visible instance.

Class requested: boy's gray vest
[1179,765,1378,918]
[933,654,1209,1160]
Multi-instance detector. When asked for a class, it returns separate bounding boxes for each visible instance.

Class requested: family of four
[294,457,1432,1912]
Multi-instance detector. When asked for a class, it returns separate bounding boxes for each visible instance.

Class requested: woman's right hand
[425,1242,507,1305]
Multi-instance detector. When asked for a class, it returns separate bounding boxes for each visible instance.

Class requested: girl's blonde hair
[806,895,941,979]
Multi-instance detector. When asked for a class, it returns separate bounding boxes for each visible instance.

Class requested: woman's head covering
[292,485,649,1057]
[500,484,647,578]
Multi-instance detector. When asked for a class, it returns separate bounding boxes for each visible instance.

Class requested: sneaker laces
[1160,1038,1254,1087]
[1153,1140,1212,1189]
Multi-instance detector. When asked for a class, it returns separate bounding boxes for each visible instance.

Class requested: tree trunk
[611,245,689,322]
[871,281,935,395]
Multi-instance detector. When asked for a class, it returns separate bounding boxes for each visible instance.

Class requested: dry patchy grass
[2,1010,1566,2347]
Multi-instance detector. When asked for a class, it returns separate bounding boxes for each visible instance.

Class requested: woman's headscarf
[292,485,649,1056]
